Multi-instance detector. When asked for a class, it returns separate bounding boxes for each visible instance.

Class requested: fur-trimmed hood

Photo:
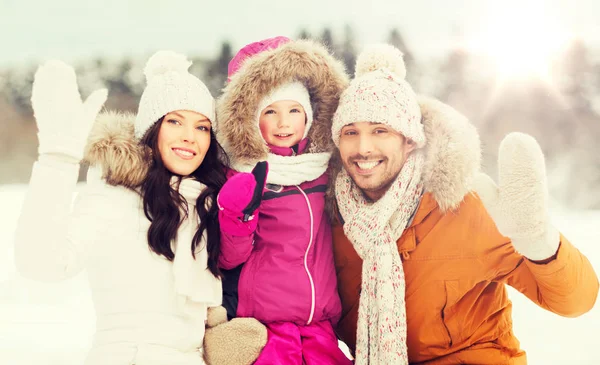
[418,96,481,211]
[215,39,349,167]
[328,96,481,215]
[83,111,151,188]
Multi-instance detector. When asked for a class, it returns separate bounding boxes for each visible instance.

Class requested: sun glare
[469,0,571,79]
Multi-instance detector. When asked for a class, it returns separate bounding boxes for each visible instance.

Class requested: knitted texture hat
[256,81,314,139]
[135,50,215,140]
[331,44,424,147]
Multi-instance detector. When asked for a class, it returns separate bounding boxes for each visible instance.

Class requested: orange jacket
[333,192,599,364]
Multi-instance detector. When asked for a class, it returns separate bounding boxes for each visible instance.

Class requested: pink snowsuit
[218,142,351,365]
[216,36,353,364]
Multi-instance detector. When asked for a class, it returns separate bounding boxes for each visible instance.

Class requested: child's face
[258,100,307,148]
[157,110,212,176]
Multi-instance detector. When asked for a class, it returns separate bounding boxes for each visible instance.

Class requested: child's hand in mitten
[217,161,268,236]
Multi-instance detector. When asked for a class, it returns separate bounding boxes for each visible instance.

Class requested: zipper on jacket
[296,185,316,325]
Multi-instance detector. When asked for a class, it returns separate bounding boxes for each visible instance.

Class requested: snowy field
[1,184,599,364]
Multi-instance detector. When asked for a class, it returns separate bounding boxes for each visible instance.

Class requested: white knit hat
[135,50,215,140]
[331,44,424,147]
[256,81,313,139]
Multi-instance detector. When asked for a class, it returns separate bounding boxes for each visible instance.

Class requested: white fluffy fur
[419,96,481,212]
[473,132,560,260]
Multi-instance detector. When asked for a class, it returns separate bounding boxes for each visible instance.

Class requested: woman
[14,51,226,365]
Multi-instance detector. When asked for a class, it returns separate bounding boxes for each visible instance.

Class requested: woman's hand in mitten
[204,306,268,365]
[31,60,107,161]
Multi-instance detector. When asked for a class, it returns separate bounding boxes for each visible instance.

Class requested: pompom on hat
[331,44,424,147]
[135,50,215,140]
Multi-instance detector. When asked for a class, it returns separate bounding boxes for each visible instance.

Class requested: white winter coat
[14,112,221,365]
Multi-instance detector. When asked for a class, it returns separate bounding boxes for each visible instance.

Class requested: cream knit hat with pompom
[331,44,424,147]
[135,50,215,140]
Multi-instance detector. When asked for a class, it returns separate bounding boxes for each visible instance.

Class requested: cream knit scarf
[171,178,222,318]
[335,152,425,365]
[231,151,331,186]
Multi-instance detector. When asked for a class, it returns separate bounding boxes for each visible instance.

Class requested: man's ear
[404,138,417,155]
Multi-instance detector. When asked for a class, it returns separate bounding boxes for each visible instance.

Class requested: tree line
[1,27,599,209]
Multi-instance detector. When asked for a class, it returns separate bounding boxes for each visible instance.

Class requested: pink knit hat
[227,36,291,81]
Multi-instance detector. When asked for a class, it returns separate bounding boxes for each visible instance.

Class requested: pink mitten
[217,162,268,236]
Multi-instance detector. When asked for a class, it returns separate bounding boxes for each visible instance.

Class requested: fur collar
[84,111,150,188]
[215,39,349,168]
[327,96,481,216]
[418,96,481,211]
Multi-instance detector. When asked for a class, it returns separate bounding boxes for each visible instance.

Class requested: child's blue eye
[196,126,210,132]
[290,108,301,113]
[264,109,275,115]
[167,119,180,125]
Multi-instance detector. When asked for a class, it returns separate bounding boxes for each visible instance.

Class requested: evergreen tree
[556,39,593,113]
[320,28,336,52]
[204,41,233,94]
[439,48,469,103]
[388,28,414,73]
[297,28,311,40]
[341,25,357,75]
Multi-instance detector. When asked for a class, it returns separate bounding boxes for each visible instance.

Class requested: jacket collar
[268,138,310,157]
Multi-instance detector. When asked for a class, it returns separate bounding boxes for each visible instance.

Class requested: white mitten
[474,132,560,261]
[31,60,108,161]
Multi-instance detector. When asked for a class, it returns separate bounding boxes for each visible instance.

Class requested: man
[330,44,599,364]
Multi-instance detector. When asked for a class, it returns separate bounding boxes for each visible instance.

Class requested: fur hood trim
[84,111,151,188]
[418,96,481,211]
[216,39,349,167]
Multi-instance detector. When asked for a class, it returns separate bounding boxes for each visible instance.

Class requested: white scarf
[335,152,425,365]
[171,178,222,317]
[231,151,331,186]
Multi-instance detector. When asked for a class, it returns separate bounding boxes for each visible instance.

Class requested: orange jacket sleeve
[498,234,599,317]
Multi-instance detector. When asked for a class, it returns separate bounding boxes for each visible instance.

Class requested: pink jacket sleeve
[218,230,255,270]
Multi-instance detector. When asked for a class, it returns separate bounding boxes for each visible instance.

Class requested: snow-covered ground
[1,184,598,364]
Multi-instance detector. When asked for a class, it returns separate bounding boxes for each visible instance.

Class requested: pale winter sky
[2,0,600,69]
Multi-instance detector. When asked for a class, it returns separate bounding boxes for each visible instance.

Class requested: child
[213,37,352,365]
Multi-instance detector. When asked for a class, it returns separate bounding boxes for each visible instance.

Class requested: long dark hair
[140,117,228,277]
